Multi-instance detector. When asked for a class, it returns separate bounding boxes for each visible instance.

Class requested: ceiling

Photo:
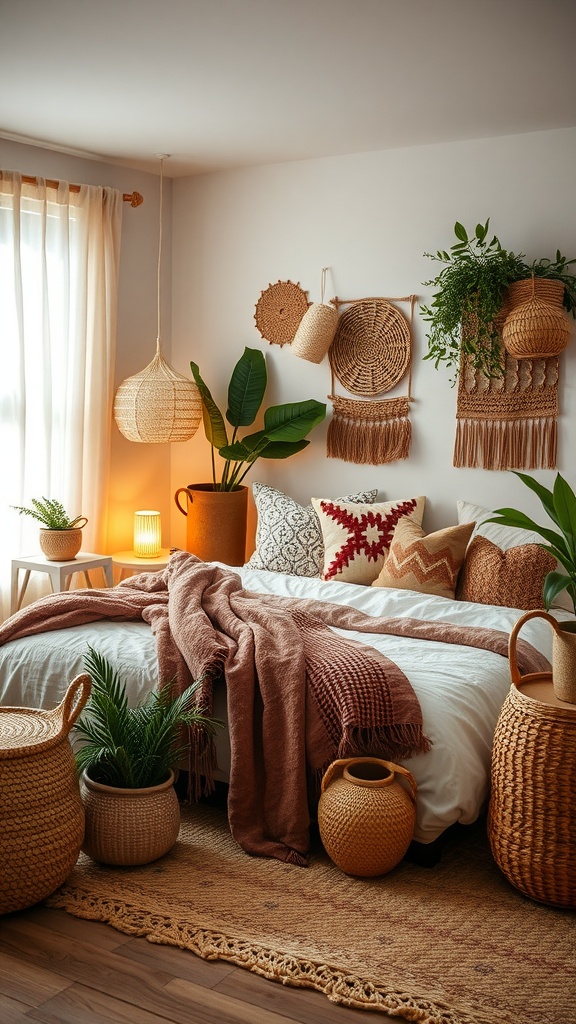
[2,0,575,177]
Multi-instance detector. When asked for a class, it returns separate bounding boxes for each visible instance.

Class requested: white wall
[170,128,576,551]
[0,139,177,554]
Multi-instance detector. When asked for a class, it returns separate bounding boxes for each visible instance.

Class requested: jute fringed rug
[46,805,575,1024]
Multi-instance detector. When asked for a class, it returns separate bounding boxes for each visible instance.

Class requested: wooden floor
[0,903,398,1024]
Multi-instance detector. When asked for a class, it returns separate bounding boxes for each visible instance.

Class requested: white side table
[10,552,114,615]
[112,549,172,582]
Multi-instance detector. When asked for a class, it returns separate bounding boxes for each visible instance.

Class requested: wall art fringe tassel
[453,351,559,470]
[327,394,412,465]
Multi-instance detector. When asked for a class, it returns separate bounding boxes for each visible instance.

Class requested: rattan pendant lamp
[114,155,202,443]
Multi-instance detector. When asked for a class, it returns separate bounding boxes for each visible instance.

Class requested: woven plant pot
[502,295,571,359]
[0,674,91,915]
[81,769,180,866]
[292,303,339,364]
[40,520,87,561]
[174,483,248,566]
[318,757,416,877]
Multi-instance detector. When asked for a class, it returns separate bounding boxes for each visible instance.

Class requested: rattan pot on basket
[488,611,576,908]
[81,769,181,866]
[0,674,91,915]
[318,757,417,877]
[501,276,570,359]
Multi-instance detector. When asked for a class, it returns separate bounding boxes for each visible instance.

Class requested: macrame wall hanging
[254,280,309,346]
[326,295,416,465]
[453,351,559,470]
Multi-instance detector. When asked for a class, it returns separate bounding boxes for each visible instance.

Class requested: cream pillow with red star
[311,496,426,585]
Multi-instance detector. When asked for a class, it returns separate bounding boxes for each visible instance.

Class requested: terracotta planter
[40,519,87,561]
[81,769,180,866]
[174,483,248,565]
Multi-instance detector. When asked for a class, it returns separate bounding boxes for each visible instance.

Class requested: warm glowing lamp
[133,510,162,558]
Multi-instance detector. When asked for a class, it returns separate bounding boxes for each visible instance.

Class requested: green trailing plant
[74,647,220,789]
[12,497,86,530]
[421,220,576,383]
[190,346,326,491]
[486,472,576,614]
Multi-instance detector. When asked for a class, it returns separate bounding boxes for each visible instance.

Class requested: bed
[0,555,566,854]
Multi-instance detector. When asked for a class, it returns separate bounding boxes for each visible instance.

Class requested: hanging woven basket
[292,302,339,363]
[329,298,411,395]
[502,293,571,359]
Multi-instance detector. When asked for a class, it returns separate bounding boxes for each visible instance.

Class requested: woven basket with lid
[0,675,91,914]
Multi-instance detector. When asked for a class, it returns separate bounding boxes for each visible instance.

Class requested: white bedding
[0,565,568,845]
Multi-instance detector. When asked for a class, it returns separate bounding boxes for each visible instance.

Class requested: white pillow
[245,483,378,577]
[457,499,542,550]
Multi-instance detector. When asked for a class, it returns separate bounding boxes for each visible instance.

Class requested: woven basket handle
[508,609,560,688]
[53,673,92,737]
[320,757,417,805]
[73,517,89,529]
[174,487,194,517]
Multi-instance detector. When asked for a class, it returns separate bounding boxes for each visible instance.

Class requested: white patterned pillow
[245,483,378,577]
[312,495,426,585]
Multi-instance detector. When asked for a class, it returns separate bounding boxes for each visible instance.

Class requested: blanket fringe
[339,724,432,762]
[45,887,498,1024]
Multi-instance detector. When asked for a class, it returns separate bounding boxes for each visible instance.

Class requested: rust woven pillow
[372,518,474,599]
[457,535,556,609]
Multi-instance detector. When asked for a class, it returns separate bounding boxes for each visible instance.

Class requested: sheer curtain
[0,171,123,620]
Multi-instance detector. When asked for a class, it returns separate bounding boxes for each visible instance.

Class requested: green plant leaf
[454,222,468,242]
[262,400,326,442]
[258,439,310,459]
[511,472,557,524]
[543,570,575,613]
[226,347,267,428]
[189,361,229,449]
[485,510,571,557]
[552,474,576,559]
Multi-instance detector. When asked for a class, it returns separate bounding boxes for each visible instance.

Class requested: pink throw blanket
[0,552,549,865]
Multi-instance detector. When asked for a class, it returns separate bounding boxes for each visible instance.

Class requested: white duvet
[0,566,568,844]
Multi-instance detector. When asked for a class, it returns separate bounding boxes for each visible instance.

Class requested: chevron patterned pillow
[372,518,474,599]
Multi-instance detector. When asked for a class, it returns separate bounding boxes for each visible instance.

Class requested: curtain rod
[20,174,143,207]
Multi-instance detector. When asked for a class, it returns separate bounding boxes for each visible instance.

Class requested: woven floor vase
[509,608,576,704]
[81,770,180,866]
[318,757,417,877]
[174,483,248,565]
[0,674,91,915]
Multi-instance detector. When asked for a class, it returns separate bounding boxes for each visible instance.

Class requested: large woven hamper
[0,675,91,914]
[488,660,576,908]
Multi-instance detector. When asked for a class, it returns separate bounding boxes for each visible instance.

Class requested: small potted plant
[74,647,220,865]
[421,220,576,383]
[175,346,326,564]
[12,497,88,561]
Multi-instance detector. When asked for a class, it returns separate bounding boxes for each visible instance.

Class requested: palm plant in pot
[175,346,326,564]
[421,220,576,383]
[486,471,576,703]
[12,497,88,561]
[74,647,220,865]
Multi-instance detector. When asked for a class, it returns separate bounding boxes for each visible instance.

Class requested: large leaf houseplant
[175,347,326,564]
[421,220,576,383]
[75,647,219,865]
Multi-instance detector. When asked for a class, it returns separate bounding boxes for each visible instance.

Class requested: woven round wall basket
[502,294,571,359]
[329,299,411,395]
[317,757,417,877]
[0,675,91,915]
[292,302,339,363]
[254,280,309,346]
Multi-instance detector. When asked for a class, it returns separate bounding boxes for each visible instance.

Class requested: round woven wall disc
[254,280,309,346]
[329,299,411,395]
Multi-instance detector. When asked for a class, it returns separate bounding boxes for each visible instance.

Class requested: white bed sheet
[0,566,568,845]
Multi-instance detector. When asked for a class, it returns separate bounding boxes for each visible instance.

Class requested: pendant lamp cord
[156,154,167,354]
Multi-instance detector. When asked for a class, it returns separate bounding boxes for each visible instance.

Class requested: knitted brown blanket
[0,552,549,865]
